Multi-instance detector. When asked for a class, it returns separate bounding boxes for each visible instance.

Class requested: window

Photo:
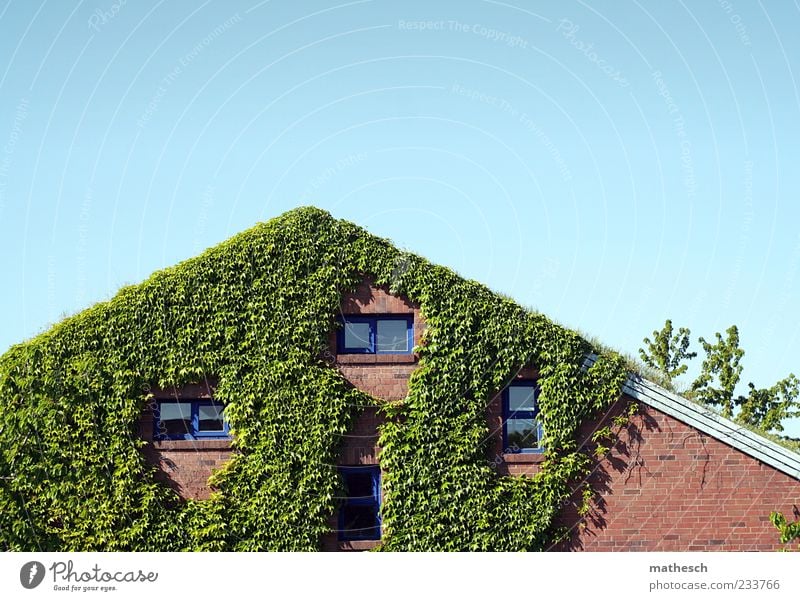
[337,466,381,541]
[154,399,230,440]
[337,315,413,354]
[502,381,544,453]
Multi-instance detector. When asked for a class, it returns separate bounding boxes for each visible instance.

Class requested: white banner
[1,552,798,600]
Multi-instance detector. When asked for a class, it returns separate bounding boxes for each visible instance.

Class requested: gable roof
[7,207,800,481]
[2,205,800,553]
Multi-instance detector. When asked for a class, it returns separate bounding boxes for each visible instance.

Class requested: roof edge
[586,355,800,481]
[626,375,800,481]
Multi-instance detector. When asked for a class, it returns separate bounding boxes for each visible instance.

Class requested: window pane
[376,319,408,352]
[507,418,542,450]
[158,402,191,437]
[340,505,380,540]
[343,470,374,499]
[508,385,536,412]
[344,321,371,350]
[198,402,225,432]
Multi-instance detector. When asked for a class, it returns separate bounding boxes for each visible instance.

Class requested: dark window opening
[154,398,230,441]
[338,466,381,541]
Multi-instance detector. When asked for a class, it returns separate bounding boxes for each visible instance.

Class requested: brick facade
[486,366,547,476]
[140,382,233,501]
[142,440,232,501]
[139,280,800,550]
[322,279,424,550]
[331,278,424,402]
[555,399,800,551]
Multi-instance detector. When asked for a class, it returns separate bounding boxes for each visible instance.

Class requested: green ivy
[0,207,627,551]
[770,511,800,549]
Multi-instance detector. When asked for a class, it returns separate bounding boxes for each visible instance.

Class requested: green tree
[736,375,800,433]
[643,321,800,434]
[690,325,744,417]
[639,319,696,381]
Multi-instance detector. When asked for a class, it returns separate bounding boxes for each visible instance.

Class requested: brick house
[140,278,800,552]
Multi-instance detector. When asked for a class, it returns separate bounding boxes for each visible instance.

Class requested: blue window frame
[337,466,381,541]
[337,315,413,354]
[154,398,230,441]
[502,381,544,453]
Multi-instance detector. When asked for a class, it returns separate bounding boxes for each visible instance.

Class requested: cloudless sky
[1,1,799,434]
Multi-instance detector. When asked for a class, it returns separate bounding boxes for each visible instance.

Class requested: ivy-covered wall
[0,207,627,551]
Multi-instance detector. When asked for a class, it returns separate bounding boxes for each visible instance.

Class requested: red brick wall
[338,407,383,465]
[554,398,800,551]
[335,359,417,401]
[139,382,232,501]
[142,440,232,500]
[332,278,423,401]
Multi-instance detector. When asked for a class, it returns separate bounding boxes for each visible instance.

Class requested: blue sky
[1,1,799,434]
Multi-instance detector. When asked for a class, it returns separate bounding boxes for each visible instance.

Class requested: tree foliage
[737,376,800,434]
[639,319,696,380]
[691,325,745,417]
[642,321,799,434]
